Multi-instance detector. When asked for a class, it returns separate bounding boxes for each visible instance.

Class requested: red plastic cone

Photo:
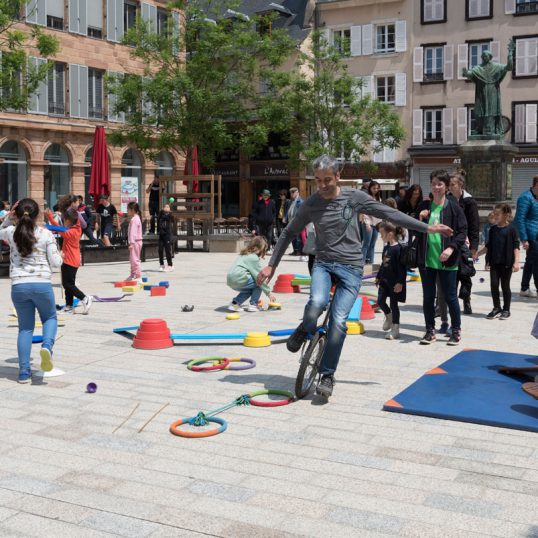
[358,294,376,320]
[133,319,173,349]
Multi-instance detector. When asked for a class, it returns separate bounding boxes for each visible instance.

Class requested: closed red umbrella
[89,126,110,207]
[183,145,199,193]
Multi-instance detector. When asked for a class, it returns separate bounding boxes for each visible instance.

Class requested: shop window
[0,141,28,202]
[44,144,70,209]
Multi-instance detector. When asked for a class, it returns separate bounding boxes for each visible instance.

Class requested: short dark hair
[63,207,79,225]
[430,169,450,188]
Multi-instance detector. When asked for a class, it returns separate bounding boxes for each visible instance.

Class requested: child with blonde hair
[227,236,276,312]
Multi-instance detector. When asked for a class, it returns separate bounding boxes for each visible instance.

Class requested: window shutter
[107,71,125,123]
[480,0,490,16]
[360,75,373,98]
[505,0,516,14]
[350,26,361,56]
[172,11,180,54]
[69,64,80,117]
[142,3,157,33]
[526,104,537,143]
[48,0,63,18]
[515,39,525,76]
[490,41,500,64]
[79,65,88,119]
[69,0,87,35]
[529,38,538,76]
[87,0,102,29]
[457,43,468,79]
[514,104,525,143]
[469,0,479,17]
[413,47,424,82]
[395,20,406,53]
[107,0,124,42]
[26,0,46,26]
[96,72,103,111]
[423,0,433,21]
[395,73,406,106]
[361,24,373,56]
[515,39,537,77]
[434,0,444,19]
[413,109,423,145]
[456,107,468,144]
[442,108,453,145]
[443,44,454,80]
[28,57,48,114]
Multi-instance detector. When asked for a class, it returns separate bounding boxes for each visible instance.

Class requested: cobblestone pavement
[1,248,537,537]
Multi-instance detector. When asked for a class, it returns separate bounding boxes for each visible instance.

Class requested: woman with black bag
[413,170,467,346]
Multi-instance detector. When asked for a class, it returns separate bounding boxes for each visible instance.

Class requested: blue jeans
[11,283,57,374]
[419,267,461,331]
[232,277,263,306]
[303,261,362,375]
[361,223,378,264]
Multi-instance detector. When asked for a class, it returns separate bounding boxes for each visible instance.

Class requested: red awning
[89,126,110,207]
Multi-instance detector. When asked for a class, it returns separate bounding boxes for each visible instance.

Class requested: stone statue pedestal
[458,140,518,203]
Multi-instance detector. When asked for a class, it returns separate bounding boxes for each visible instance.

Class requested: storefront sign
[513,156,538,164]
[201,165,240,178]
[121,177,138,213]
[250,163,289,178]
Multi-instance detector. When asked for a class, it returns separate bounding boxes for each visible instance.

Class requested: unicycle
[294,298,333,399]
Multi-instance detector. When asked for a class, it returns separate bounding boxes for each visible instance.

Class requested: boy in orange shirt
[47,207,92,314]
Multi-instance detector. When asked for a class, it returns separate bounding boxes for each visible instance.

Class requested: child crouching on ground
[376,221,407,340]
[227,236,276,312]
[48,207,92,314]
[478,203,520,320]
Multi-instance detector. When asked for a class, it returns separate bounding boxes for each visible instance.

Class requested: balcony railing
[48,102,65,115]
[89,106,104,119]
[423,72,444,82]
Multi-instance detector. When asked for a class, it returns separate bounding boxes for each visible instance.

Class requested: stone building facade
[0,0,181,215]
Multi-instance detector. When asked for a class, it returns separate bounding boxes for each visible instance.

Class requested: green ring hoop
[248,389,295,407]
[187,357,230,372]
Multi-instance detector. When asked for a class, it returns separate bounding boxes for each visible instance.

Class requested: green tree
[108,0,296,169]
[259,30,406,170]
[0,0,59,111]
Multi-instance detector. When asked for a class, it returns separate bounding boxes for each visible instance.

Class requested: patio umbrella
[183,145,199,193]
[89,126,110,207]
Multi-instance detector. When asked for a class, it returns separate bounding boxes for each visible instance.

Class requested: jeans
[420,267,461,331]
[61,264,86,306]
[11,283,57,374]
[232,277,263,305]
[302,260,362,375]
[361,223,378,264]
[521,243,538,291]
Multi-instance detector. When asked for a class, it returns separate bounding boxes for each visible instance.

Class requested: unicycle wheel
[295,332,326,399]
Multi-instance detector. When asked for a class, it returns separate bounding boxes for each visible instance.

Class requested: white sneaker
[228,303,242,312]
[520,289,538,298]
[382,312,393,331]
[166,266,174,272]
[82,295,92,315]
[386,324,400,340]
[300,256,308,262]
[159,266,165,272]
[245,304,260,312]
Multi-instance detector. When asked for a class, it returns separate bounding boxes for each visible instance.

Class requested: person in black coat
[251,189,276,248]
[411,170,467,346]
[157,204,175,271]
[397,185,424,220]
[275,190,290,239]
[449,171,480,314]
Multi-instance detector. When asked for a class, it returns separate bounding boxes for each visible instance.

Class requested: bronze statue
[462,40,515,139]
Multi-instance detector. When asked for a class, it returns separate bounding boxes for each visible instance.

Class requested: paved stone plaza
[0,248,537,538]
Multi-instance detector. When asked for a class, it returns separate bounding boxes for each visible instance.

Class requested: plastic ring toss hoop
[187,357,230,372]
[169,415,228,438]
[217,358,256,371]
[248,389,294,407]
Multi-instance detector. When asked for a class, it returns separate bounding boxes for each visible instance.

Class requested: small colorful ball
[479,277,485,283]
[169,197,175,203]
[86,382,97,393]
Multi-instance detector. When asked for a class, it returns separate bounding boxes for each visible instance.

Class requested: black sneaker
[316,374,335,397]
[438,322,450,335]
[420,330,436,345]
[463,300,473,315]
[447,330,461,346]
[486,308,502,320]
[500,310,511,320]
[286,323,308,353]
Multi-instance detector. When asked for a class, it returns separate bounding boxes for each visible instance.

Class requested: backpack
[399,234,418,269]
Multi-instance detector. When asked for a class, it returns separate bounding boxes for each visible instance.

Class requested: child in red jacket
[48,207,92,314]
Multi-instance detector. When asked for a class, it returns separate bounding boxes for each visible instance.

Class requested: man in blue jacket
[515,176,538,297]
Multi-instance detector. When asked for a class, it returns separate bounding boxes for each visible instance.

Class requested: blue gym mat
[383,349,538,433]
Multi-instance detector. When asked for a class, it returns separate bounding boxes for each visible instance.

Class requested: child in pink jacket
[127,202,143,280]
